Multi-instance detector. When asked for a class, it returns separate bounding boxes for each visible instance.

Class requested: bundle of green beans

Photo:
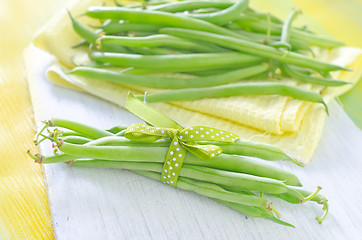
[28,118,328,227]
[66,0,350,113]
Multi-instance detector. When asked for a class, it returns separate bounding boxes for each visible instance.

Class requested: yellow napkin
[32,0,362,165]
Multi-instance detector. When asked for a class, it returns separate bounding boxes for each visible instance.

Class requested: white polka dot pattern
[161,137,186,187]
[124,123,239,186]
[179,126,237,143]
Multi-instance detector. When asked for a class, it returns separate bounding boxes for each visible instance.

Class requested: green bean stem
[136,82,328,114]
[160,28,345,72]
[69,64,268,89]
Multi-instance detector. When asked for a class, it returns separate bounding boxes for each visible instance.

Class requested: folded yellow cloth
[32,0,362,164]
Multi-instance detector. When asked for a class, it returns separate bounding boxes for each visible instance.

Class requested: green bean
[71,40,88,49]
[68,11,128,53]
[279,63,350,87]
[69,64,268,89]
[160,28,346,73]
[107,125,128,134]
[216,199,294,227]
[86,136,169,147]
[126,31,159,37]
[50,118,113,139]
[136,82,328,113]
[181,68,235,77]
[61,131,90,138]
[70,159,289,194]
[62,136,91,144]
[98,34,228,53]
[113,0,124,7]
[126,46,180,55]
[147,0,170,6]
[183,165,291,193]
[68,10,98,43]
[190,8,221,14]
[89,52,264,71]
[280,10,298,46]
[178,0,248,25]
[150,1,233,12]
[226,27,311,51]
[234,17,344,48]
[101,20,164,34]
[122,66,241,76]
[270,10,299,50]
[85,6,250,40]
[205,139,299,164]
[74,135,297,164]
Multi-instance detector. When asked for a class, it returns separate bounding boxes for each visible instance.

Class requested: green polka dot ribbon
[125,92,239,187]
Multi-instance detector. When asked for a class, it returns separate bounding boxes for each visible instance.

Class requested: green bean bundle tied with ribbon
[28,92,329,227]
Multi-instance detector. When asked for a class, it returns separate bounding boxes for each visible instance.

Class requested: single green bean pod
[69,64,268,89]
[160,27,346,73]
[136,82,329,114]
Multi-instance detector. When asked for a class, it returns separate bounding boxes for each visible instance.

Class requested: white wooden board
[25,45,362,240]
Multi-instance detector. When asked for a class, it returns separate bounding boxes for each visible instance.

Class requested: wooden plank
[25,45,362,240]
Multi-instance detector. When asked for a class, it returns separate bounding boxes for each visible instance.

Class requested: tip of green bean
[63,69,74,75]
[66,9,75,22]
[341,67,353,71]
[315,199,328,224]
[87,24,103,29]
[270,216,295,228]
[291,158,304,167]
[322,101,329,116]
[67,9,86,22]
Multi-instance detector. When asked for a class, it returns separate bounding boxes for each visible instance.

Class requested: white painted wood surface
[25,45,362,240]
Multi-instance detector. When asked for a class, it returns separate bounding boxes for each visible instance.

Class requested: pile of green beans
[65,0,349,112]
[28,118,329,226]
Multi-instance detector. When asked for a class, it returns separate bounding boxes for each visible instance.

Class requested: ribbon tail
[126,92,183,129]
[160,137,186,187]
[183,143,223,160]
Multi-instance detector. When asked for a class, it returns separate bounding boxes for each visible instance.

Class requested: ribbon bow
[125,93,239,187]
